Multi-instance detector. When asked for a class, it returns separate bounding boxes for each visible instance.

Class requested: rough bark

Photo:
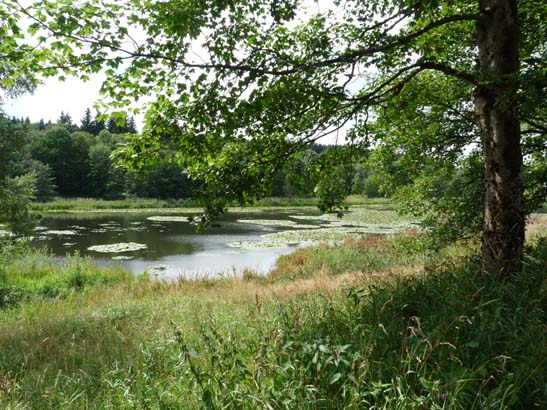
[474,0,524,275]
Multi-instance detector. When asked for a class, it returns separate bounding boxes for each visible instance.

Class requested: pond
[30,206,414,279]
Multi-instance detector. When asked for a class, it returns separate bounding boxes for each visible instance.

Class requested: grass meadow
[0,213,545,409]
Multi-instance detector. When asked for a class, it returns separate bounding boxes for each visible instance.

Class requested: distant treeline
[5,110,383,201]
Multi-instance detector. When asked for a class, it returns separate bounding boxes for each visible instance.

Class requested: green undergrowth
[32,197,198,211]
[32,195,388,212]
[0,239,545,409]
[269,235,427,281]
[0,242,135,309]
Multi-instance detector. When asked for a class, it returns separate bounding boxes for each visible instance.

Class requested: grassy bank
[0,242,134,309]
[0,233,545,409]
[31,196,389,212]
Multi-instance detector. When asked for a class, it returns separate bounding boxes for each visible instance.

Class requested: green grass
[32,197,198,211]
[0,242,135,309]
[269,235,426,281]
[32,195,389,212]
[0,237,545,409]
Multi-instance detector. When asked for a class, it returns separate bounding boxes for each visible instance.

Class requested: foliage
[0,115,38,236]
[11,0,545,259]
[21,159,57,202]
[2,111,376,202]
[88,142,126,199]
[31,126,87,196]
[351,162,383,198]
[0,173,37,236]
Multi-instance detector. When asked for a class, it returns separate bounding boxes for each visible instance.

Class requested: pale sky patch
[5,75,104,124]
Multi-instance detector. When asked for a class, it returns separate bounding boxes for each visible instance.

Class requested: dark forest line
[5,109,384,202]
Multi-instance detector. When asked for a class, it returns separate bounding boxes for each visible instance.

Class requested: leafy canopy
[7,0,547,228]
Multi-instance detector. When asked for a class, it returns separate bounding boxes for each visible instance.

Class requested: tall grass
[32,197,197,211]
[0,238,545,409]
[270,235,427,282]
[32,195,388,212]
[0,243,134,309]
[168,244,546,409]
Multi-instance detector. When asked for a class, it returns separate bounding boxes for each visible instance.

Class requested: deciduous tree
[10,0,547,274]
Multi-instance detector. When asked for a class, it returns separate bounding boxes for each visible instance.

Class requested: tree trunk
[474,0,524,275]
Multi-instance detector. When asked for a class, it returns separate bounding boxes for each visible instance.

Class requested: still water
[31,209,322,279]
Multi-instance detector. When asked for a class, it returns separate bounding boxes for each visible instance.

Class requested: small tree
[21,159,57,202]
[80,107,94,133]
[0,115,37,236]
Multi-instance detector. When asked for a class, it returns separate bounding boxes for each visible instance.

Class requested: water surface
[31,209,322,279]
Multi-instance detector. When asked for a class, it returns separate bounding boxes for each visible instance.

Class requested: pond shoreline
[30,204,415,280]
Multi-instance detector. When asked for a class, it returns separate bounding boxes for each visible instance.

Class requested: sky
[5,75,106,125]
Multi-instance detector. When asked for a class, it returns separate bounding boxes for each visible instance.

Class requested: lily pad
[129,226,147,231]
[238,219,297,227]
[45,230,79,236]
[112,255,135,260]
[67,225,88,231]
[227,240,294,249]
[147,216,189,222]
[87,242,148,253]
[237,219,318,229]
[262,226,400,243]
[227,223,409,250]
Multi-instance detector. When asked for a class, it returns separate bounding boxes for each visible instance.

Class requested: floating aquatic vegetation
[263,226,398,243]
[112,255,134,260]
[289,207,416,228]
[87,242,148,253]
[129,226,147,231]
[30,235,47,241]
[67,225,87,230]
[237,219,318,229]
[147,216,189,222]
[45,230,79,236]
[238,218,297,226]
[227,239,298,249]
[227,223,410,249]
[289,215,322,221]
